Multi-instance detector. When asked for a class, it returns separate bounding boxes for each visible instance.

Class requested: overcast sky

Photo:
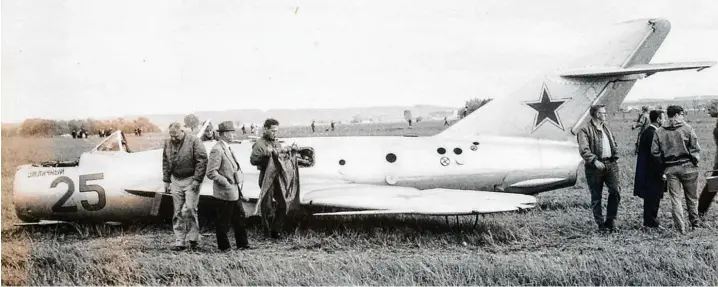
[2,0,717,122]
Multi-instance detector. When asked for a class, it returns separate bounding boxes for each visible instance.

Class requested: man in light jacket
[652,105,703,233]
[206,121,250,251]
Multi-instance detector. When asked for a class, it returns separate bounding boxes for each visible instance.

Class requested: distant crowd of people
[309,120,336,133]
[70,129,88,139]
[68,127,147,139]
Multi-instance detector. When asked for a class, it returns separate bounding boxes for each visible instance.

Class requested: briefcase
[699,173,718,214]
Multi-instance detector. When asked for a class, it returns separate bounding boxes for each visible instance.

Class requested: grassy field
[2,117,717,285]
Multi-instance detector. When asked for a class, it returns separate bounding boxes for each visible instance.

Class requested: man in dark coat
[634,110,665,228]
[250,118,292,239]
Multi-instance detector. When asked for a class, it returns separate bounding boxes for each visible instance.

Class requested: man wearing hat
[206,121,250,251]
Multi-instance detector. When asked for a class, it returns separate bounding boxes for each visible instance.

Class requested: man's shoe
[643,225,665,232]
[691,221,706,229]
[237,245,252,250]
[270,232,282,239]
[171,246,186,251]
[219,247,231,253]
[603,219,616,233]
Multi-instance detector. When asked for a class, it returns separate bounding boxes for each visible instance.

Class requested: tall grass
[2,118,717,285]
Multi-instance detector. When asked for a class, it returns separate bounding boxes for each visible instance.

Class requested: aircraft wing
[125,181,536,216]
[301,184,536,216]
[123,177,218,198]
[561,61,715,78]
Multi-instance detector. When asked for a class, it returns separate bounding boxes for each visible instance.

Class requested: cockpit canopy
[94,130,131,153]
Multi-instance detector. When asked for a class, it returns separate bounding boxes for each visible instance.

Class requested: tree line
[5,117,161,137]
[461,98,493,119]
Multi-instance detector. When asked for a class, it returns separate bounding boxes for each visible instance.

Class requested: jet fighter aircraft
[13,18,715,223]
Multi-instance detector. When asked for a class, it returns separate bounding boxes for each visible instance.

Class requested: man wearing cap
[207,121,250,251]
[162,122,208,251]
[651,105,703,233]
[577,104,621,232]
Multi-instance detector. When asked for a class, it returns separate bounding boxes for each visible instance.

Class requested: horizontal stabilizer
[561,61,716,78]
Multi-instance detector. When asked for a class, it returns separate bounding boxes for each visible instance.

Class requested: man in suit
[207,121,250,251]
[634,110,666,228]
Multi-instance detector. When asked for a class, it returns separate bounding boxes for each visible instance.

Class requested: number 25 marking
[51,173,106,212]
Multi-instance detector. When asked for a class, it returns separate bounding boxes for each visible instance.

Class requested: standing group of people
[310,120,336,132]
[163,118,293,252]
[133,127,143,136]
[578,104,715,233]
[71,128,88,139]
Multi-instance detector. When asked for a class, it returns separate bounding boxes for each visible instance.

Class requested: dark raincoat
[254,151,301,217]
[634,125,665,199]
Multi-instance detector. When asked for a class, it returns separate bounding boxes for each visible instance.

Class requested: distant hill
[126,105,457,131]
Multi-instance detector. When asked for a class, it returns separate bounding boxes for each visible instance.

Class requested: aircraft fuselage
[13,134,581,222]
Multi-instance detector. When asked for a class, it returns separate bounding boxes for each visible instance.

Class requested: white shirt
[600,126,611,159]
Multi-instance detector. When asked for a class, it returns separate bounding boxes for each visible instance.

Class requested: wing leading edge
[302,184,537,216]
[125,182,536,216]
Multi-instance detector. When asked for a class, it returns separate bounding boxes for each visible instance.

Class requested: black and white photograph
[1,0,717,285]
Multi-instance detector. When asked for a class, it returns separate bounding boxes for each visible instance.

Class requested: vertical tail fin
[437,19,694,142]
